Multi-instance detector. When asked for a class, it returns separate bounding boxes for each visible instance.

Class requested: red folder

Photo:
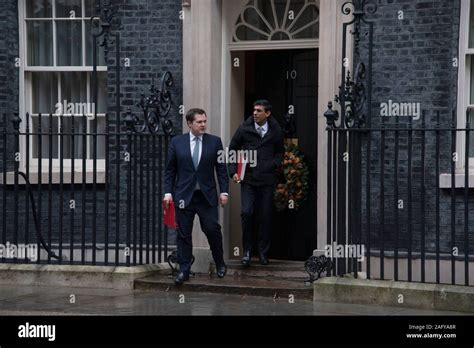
[236,153,248,182]
[163,200,178,229]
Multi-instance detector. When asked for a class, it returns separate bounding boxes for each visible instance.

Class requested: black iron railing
[0,1,177,267]
[0,106,174,266]
[325,109,473,286]
[304,0,474,287]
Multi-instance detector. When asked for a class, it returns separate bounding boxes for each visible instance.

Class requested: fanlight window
[233,0,319,42]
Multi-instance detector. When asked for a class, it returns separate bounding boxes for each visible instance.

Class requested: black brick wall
[0,0,182,261]
[0,0,19,171]
[103,0,183,252]
[357,0,474,256]
[0,0,19,118]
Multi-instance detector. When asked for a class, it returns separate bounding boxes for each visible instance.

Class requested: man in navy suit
[163,108,229,285]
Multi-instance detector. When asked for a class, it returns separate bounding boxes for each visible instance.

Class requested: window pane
[256,0,277,29]
[26,0,52,18]
[85,0,99,17]
[291,4,319,39]
[62,116,84,159]
[293,25,319,39]
[470,0,474,48]
[236,6,271,41]
[57,20,83,66]
[60,72,88,113]
[272,0,288,28]
[27,21,53,66]
[287,0,306,20]
[31,72,58,114]
[32,116,59,159]
[85,19,106,66]
[56,0,82,18]
[234,0,319,41]
[235,24,269,41]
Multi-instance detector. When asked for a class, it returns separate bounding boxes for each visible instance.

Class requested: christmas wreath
[274,143,309,211]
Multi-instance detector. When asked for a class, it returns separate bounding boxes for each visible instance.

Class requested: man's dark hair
[186,108,207,123]
[253,99,272,113]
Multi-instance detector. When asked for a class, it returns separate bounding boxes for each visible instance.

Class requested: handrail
[17,171,60,260]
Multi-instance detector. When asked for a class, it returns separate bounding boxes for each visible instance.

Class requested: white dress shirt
[255,121,268,137]
[190,132,203,164]
[164,132,228,199]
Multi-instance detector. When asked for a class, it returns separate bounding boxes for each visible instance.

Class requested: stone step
[224,259,309,280]
[226,258,306,269]
[134,273,313,300]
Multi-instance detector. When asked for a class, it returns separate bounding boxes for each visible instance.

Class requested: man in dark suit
[164,108,229,285]
[228,100,284,266]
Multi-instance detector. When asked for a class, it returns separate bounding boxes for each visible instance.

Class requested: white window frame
[18,0,107,175]
[457,0,474,169]
[228,0,320,51]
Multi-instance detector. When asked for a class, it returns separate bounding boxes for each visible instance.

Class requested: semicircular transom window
[233,0,320,42]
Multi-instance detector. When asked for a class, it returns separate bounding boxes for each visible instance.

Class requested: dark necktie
[192,136,200,169]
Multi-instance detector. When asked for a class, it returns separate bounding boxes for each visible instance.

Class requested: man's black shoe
[241,250,251,267]
[216,264,227,278]
[174,271,190,286]
[259,254,269,265]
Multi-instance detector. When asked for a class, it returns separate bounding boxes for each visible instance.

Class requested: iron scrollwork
[321,0,375,279]
[342,0,377,57]
[330,64,367,129]
[91,1,122,61]
[304,255,332,283]
[131,72,174,135]
[324,0,375,129]
[341,0,378,17]
[336,62,367,128]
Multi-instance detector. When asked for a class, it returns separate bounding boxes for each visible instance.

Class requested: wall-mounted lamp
[182,0,191,7]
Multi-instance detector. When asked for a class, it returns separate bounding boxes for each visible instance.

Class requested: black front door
[244,49,318,261]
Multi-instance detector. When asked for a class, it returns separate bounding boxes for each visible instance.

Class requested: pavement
[0,284,469,316]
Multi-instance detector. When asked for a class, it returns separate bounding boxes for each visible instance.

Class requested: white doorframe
[223,0,349,256]
[183,0,348,262]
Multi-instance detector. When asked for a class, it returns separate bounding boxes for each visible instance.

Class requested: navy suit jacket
[164,132,229,207]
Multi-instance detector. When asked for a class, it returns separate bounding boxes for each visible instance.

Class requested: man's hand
[233,174,241,184]
[163,194,173,209]
[219,193,229,207]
